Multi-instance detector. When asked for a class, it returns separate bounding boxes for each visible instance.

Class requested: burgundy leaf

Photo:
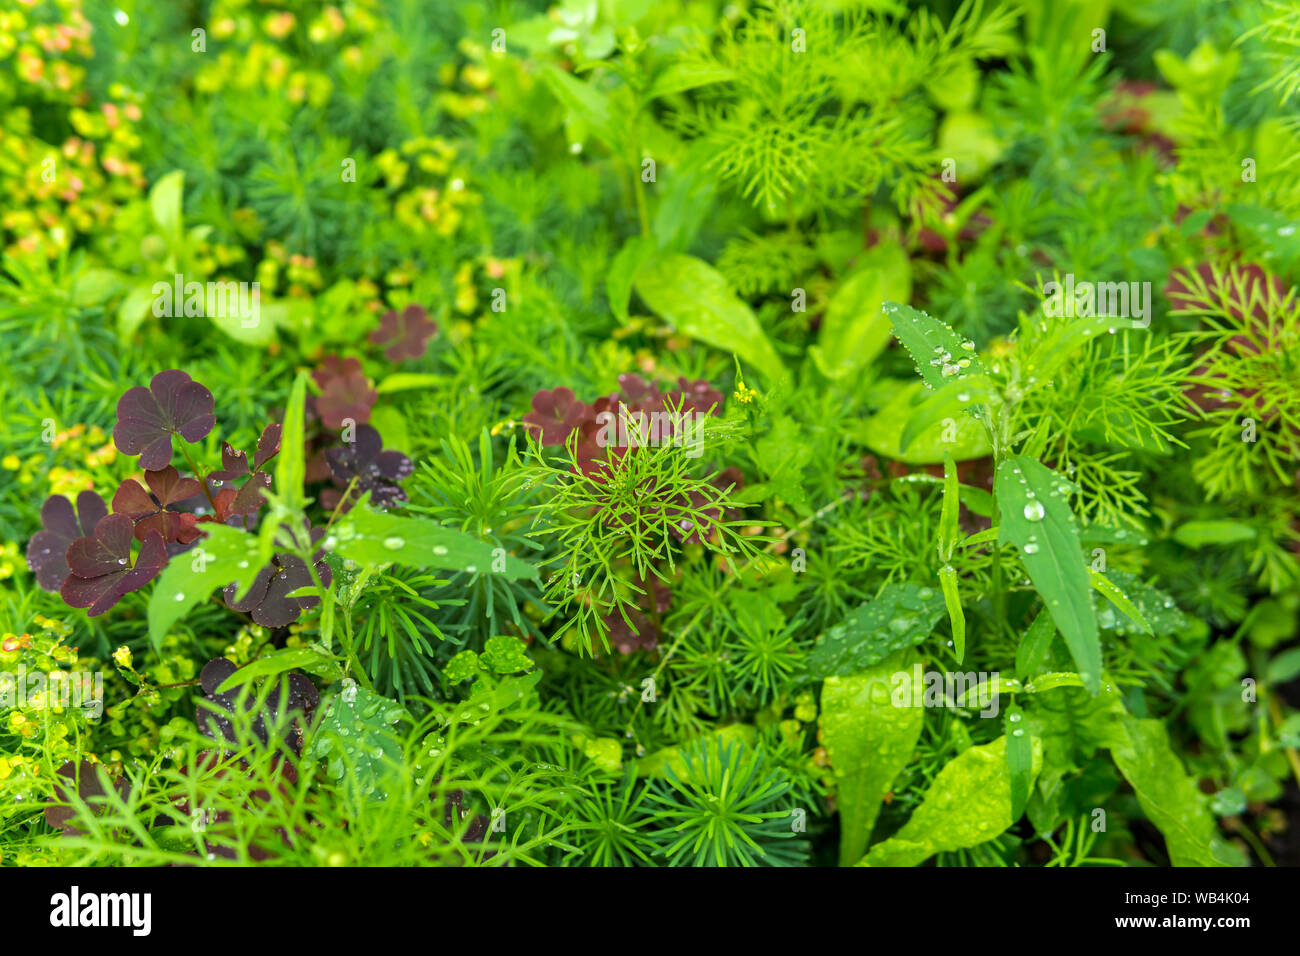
[27,491,108,592]
[369,304,438,362]
[62,517,167,617]
[254,423,283,470]
[522,386,591,446]
[113,370,215,470]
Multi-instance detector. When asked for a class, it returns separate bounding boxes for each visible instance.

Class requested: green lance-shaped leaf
[276,371,308,515]
[820,649,925,866]
[634,254,785,384]
[1089,568,1152,634]
[938,564,965,662]
[606,235,657,322]
[539,64,617,150]
[323,505,537,580]
[810,244,912,382]
[1172,519,1257,548]
[216,646,342,693]
[938,451,960,561]
[147,523,268,652]
[1015,608,1057,680]
[995,455,1100,695]
[1105,712,1244,867]
[806,582,946,679]
[884,301,985,390]
[857,735,1041,867]
[1005,703,1032,822]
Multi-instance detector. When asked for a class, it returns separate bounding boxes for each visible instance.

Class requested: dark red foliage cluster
[23,370,342,628]
[369,303,438,362]
[524,373,737,655]
[523,372,725,477]
[311,355,378,430]
[303,355,414,511]
[198,657,319,754]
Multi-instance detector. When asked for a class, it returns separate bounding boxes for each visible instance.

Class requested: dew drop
[382,536,405,551]
[1023,500,1046,522]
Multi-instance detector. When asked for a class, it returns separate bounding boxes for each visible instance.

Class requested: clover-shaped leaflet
[111,466,204,544]
[112,370,216,471]
[522,386,591,446]
[369,304,438,362]
[323,424,413,510]
[312,355,377,430]
[27,490,108,592]
[206,423,283,519]
[222,527,333,628]
[61,514,167,616]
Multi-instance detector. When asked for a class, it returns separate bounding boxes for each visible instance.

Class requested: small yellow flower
[733,381,758,405]
[1,454,19,470]
[113,645,132,668]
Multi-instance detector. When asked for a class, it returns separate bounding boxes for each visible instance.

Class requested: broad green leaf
[857,735,1041,867]
[606,235,657,322]
[996,455,1100,695]
[634,254,784,384]
[276,372,308,514]
[71,268,121,307]
[938,564,965,662]
[810,245,911,381]
[540,65,617,150]
[207,284,277,345]
[147,524,268,651]
[325,505,537,580]
[1267,647,1300,685]
[1015,609,1057,680]
[898,375,997,453]
[1173,520,1257,548]
[215,646,341,693]
[645,61,735,100]
[1105,713,1244,867]
[753,415,811,508]
[308,681,409,801]
[820,650,924,866]
[1023,672,1086,694]
[375,373,444,394]
[884,301,985,390]
[368,405,410,454]
[1089,568,1152,634]
[1023,314,1134,386]
[806,582,945,679]
[858,380,992,464]
[1079,523,1149,548]
[149,170,185,243]
[116,282,157,339]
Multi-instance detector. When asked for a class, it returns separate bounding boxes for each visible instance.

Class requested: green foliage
[2,0,1299,872]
